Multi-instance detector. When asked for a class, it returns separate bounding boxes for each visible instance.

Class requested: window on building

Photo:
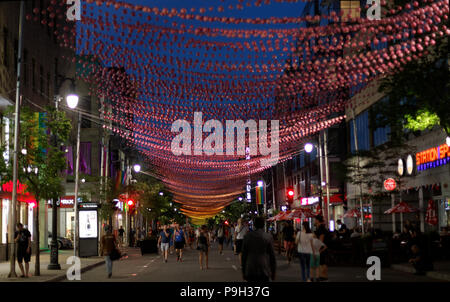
[39,65,44,96]
[47,72,51,98]
[80,142,92,175]
[54,57,58,89]
[371,97,391,147]
[349,110,370,153]
[340,0,360,22]
[81,96,92,128]
[23,49,28,87]
[32,58,36,92]
[3,27,8,68]
[14,39,18,74]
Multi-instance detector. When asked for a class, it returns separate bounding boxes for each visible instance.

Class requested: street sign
[384,178,397,191]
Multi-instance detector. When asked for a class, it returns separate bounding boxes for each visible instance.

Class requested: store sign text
[301,196,319,206]
[416,143,450,171]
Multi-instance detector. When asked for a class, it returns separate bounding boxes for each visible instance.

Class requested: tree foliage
[378,35,449,135]
[0,105,72,276]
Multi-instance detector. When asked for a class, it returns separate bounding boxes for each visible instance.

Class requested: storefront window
[28,205,33,241]
[2,200,8,244]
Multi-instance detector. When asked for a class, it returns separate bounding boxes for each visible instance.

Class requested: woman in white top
[295,221,315,282]
[234,218,249,266]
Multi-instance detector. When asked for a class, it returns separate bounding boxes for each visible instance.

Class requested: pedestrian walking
[225,225,231,247]
[158,225,171,262]
[234,218,249,266]
[101,225,118,278]
[196,225,210,270]
[173,225,187,262]
[189,228,196,249]
[14,223,32,278]
[296,221,314,282]
[168,226,174,254]
[314,215,330,281]
[230,223,235,251]
[217,223,225,255]
[311,233,326,282]
[118,226,125,247]
[241,217,276,282]
[129,228,136,247]
[282,221,295,264]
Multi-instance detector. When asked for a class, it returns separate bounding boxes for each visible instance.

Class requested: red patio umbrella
[343,208,361,218]
[288,208,317,219]
[267,211,288,222]
[384,202,419,214]
[277,210,293,221]
[384,201,419,232]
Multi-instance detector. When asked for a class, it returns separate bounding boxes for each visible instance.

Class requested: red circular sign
[384,178,397,191]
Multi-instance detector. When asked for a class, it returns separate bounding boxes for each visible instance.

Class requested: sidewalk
[0,249,105,282]
[391,261,450,281]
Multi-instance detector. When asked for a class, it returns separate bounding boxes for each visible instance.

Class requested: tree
[378,35,449,135]
[207,201,251,227]
[0,105,71,276]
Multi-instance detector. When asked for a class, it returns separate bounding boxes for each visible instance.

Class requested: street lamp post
[8,0,25,278]
[67,96,81,258]
[304,135,330,226]
[48,77,78,270]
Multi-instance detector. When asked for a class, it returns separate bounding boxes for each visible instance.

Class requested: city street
[0,0,448,286]
[64,242,441,283]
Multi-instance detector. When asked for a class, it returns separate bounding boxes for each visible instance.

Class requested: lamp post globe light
[304,143,314,153]
[133,164,141,173]
[64,89,82,260]
[66,94,79,109]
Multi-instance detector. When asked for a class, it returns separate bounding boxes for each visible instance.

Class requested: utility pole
[324,130,331,225]
[73,111,81,257]
[8,0,25,278]
[351,108,365,236]
[318,132,326,225]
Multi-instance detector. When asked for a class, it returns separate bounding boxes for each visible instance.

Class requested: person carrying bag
[101,225,119,278]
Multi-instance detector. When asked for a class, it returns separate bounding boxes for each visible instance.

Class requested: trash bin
[140,238,158,255]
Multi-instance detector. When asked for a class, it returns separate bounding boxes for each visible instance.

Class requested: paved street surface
[63,241,443,282]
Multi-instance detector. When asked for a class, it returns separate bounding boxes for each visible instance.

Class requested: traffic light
[286,187,294,203]
[224,220,229,226]
[127,199,135,214]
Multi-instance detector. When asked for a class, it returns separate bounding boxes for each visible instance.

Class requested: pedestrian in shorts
[15,223,32,278]
[311,233,326,282]
[158,225,171,262]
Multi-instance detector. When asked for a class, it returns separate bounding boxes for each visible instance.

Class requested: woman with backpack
[173,225,187,262]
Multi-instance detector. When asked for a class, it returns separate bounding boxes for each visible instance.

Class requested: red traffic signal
[224,220,229,225]
[127,199,135,207]
[287,187,294,203]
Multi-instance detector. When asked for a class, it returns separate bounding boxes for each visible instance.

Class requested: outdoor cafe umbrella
[288,208,317,219]
[267,211,290,222]
[343,208,360,218]
[384,201,419,231]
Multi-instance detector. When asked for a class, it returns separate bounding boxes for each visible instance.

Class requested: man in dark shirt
[118,226,125,247]
[14,223,32,278]
[241,217,276,282]
[314,215,330,281]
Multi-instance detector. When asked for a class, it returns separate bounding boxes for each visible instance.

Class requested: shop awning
[0,191,36,203]
[323,193,345,204]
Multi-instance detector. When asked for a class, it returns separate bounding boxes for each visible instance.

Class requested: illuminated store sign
[416,143,450,171]
[301,197,319,206]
